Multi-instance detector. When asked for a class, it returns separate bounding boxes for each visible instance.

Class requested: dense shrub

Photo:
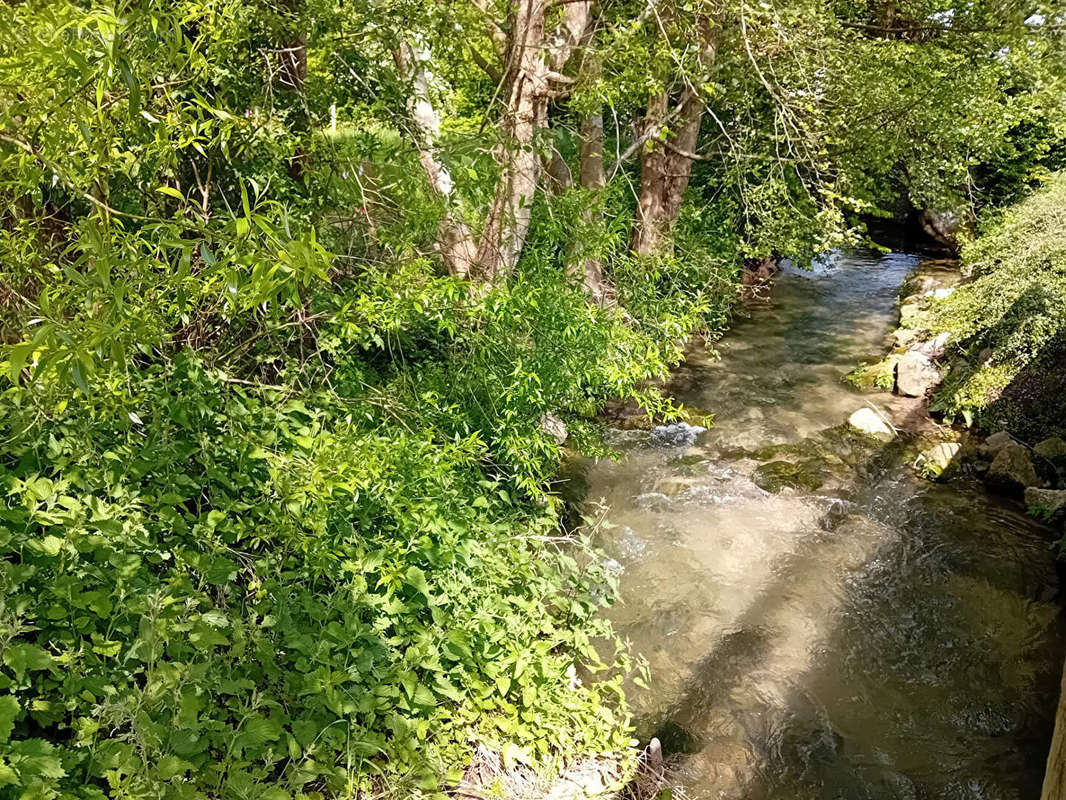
[0,221,734,799]
[0,351,636,798]
[929,173,1066,437]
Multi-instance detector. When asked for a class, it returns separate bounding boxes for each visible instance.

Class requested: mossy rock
[916,441,962,481]
[753,459,826,492]
[751,438,834,463]
[845,356,898,391]
[667,452,711,475]
[678,405,715,428]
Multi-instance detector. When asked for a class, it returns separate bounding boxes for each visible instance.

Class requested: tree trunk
[473,0,551,279]
[474,0,591,280]
[395,42,478,278]
[400,0,589,281]
[629,88,704,255]
[629,20,717,256]
[544,144,573,193]
[576,108,612,302]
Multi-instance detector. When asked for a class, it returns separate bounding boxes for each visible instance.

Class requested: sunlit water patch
[583,244,1064,799]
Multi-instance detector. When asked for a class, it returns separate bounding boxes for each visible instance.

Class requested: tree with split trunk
[397,0,593,281]
[630,12,720,256]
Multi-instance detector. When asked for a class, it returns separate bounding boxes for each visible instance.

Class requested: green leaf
[6,342,36,384]
[70,359,90,396]
[156,186,185,200]
[3,646,52,680]
[155,755,193,780]
[117,56,140,116]
[200,610,229,628]
[0,696,19,742]
[242,716,282,745]
[404,566,431,602]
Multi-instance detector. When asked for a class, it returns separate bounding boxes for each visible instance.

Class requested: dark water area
[583,244,1065,799]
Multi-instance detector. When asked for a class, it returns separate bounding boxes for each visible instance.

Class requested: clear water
[583,246,1064,799]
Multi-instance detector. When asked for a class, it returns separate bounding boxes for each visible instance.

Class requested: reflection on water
[584,249,1064,799]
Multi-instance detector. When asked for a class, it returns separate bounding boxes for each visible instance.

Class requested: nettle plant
[0,355,634,798]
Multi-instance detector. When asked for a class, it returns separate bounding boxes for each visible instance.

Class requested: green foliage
[0,353,639,797]
[2,0,1065,794]
[0,2,742,795]
[930,173,1066,436]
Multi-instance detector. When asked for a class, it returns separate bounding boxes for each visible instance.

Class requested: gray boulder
[1034,437,1066,461]
[1024,487,1066,522]
[898,302,923,324]
[978,431,1016,459]
[987,444,1041,494]
[896,350,941,397]
[892,328,919,348]
[539,413,568,445]
[915,332,951,361]
[920,208,971,251]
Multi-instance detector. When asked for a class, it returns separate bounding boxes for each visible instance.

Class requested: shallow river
[583,244,1065,799]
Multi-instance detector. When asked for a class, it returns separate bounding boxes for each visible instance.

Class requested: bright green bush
[930,173,1066,436]
[0,350,642,798]
[0,236,731,795]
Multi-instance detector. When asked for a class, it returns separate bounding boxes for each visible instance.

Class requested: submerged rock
[918,441,962,480]
[634,492,672,510]
[846,357,897,391]
[896,350,941,397]
[653,476,699,497]
[1024,487,1066,522]
[648,422,706,448]
[986,443,1042,494]
[848,407,894,441]
[752,460,826,492]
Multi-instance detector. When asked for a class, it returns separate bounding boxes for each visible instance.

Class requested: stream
[582,242,1065,799]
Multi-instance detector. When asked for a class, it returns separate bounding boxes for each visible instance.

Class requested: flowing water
[582,244,1065,799]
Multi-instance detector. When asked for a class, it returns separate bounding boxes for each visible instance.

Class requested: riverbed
[583,245,1065,799]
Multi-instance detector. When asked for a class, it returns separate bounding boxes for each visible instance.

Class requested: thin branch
[608,93,692,179]
[0,133,151,221]
[468,45,502,82]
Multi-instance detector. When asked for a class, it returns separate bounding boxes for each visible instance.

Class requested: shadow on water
[584,245,1065,800]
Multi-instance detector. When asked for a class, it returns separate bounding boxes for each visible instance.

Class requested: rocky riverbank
[845,256,1066,537]
[843,251,1066,800]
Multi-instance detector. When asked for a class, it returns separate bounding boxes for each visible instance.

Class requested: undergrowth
[928,172,1066,438]
[0,227,737,799]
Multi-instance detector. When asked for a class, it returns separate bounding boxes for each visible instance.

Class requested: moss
[845,356,897,391]
[752,459,827,492]
[927,173,1066,439]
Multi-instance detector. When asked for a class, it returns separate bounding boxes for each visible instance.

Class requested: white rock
[539,413,568,444]
[849,408,894,441]
[919,441,961,479]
